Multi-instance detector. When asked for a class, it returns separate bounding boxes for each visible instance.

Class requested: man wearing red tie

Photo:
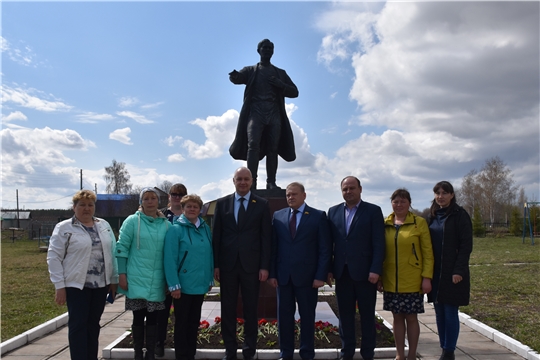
[268,182,332,360]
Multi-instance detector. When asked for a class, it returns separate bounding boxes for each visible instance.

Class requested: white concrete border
[0,312,68,355]
[459,311,539,360]
[104,331,398,360]
[103,311,399,360]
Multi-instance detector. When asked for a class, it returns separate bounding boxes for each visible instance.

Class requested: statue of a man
[229,39,298,190]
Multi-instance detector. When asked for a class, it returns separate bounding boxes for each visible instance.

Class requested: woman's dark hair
[167,183,188,207]
[430,181,457,217]
[390,188,412,204]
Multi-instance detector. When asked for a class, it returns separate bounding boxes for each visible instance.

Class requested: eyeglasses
[170,193,185,198]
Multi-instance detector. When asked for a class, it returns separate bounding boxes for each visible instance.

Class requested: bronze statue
[229,39,298,190]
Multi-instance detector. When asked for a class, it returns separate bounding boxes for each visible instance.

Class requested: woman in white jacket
[47,190,118,360]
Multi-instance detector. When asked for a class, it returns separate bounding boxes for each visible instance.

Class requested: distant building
[1,210,31,230]
[95,189,168,232]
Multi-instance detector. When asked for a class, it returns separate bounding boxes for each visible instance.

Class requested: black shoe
[266,182,281,190]
[154,342,164,357]
[439,349,455,360]
[222,356,237,360]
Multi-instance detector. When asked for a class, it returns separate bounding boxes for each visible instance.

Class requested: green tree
[472,205,485,238]
[509,207,522,236]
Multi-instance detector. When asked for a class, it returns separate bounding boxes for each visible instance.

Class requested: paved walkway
[1,290,532,360]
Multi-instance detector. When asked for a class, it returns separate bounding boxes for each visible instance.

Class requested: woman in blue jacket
[116,188,170,360]
[164,194,213,360]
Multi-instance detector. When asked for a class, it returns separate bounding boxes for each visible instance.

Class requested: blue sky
[2,1,539,216]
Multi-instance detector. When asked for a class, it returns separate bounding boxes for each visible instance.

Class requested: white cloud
[0,36,38,67]
[1,84,72,112]
[116,111,154,124]
[1,126,95,189]
[109,127,133,145]
[141,101,164,109]
[163,135,183,147]
[312,1,539,211]
[0,36,8,52]
[2,111,28,123]
[75,112,115,124]
[182,109,238,159]
[167,153,186,163]
[118,96,139,108]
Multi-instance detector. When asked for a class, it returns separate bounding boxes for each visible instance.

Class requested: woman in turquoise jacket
[379,189,434,360]
[164,194,213,360]
[116,187,170,360]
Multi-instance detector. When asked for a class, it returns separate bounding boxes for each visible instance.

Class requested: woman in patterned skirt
[378,189,434,360]
[116,188,170,360]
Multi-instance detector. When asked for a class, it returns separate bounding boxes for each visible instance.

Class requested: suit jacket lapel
[348,201,366,236]
[227,194,239,228]
[295,205,310,237]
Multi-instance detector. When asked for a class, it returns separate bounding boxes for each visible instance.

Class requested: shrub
[472,206,485,238]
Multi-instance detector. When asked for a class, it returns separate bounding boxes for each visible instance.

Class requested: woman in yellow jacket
[378,189,434,360]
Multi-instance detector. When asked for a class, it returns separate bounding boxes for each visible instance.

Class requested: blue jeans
[433,302,460,351]
[66,286,108,360]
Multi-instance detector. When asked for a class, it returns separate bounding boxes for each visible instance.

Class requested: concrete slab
[4,342,66,356]
[458,341,518,355]
[1,289,535,360]
[474,354,527,360]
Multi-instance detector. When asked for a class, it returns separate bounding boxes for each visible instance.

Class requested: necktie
[289,209,298,238]
[238,197,246,225]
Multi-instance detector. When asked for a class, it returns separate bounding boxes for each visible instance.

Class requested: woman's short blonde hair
[72,190,97,205]
[180,194,203,209]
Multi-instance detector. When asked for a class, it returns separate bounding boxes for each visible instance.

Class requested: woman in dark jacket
[427,181,473,360]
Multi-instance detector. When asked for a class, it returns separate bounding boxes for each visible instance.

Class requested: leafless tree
[157,180,173,194]
[458,156,518,226]
[517,187,528,207]
[104,160,133,194]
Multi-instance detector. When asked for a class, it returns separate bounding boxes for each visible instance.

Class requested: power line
[1,193,76,204]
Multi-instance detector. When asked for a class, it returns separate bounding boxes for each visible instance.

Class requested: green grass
[461,236,540,352]
[1,233,539,353]
[1,232,66,341]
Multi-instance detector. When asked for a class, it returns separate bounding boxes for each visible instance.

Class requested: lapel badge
[304,211,309,215]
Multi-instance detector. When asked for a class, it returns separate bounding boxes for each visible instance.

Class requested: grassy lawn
[1,233,539,354]
[1,233,66,341]
[461,236,540,352]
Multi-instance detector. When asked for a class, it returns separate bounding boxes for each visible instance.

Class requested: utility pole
[16,189,20,228]
[95,183,98,194]
[80,169,83,190]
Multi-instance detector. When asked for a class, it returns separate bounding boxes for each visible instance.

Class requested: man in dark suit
[268,182,331,360]
[213,167,272,360]
[327,176,385,360]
